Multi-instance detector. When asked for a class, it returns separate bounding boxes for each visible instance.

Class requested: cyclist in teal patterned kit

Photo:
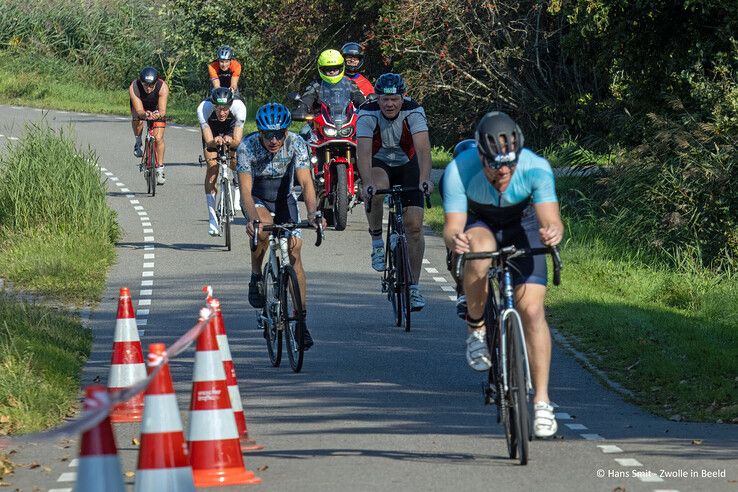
[443,111,563,438]
[238,102,323,349]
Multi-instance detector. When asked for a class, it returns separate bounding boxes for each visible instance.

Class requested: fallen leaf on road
[132,438,140,446]
[256,465,269,471]
[125,470,135,478]
[691,439,703,445]
[612,486,626,492]
[28,463,40,469]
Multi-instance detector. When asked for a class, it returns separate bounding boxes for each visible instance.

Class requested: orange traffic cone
[135,343,195,492]
[108,287,146,422]
[186,316,261,486]
[74,385,125,492]
[208,298,264,452]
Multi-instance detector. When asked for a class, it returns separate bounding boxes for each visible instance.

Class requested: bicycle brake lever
[454,254,465,281]
[550,246,562,286]
[422,182,432,209]
[250,220,260,252]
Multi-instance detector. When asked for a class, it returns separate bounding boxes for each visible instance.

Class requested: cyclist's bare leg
[203,149,218,194]
[250,207,273,274]
[403,205,425,282]
[131,118,143,138]
[514,283,551,403]
[153,126,166,167]
[463,226,497,332]
[288,236,307,308]
[365,167,390,240]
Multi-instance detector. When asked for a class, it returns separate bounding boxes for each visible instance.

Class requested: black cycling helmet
[210,87,234,106]
[474,111,525,166]
[374,73,406,96]
[217,45,234,61]
[341,42,364,73]
[453,139,477,158]
[139,66,158,85]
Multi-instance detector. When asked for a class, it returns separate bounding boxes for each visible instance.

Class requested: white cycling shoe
[533,401,558,438]
[208,221,220,237]
[156,168,166,185]
[371,246,385,271]
[466,330,492,371]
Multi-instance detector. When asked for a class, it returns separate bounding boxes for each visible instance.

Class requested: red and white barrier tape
[0,306,214,446]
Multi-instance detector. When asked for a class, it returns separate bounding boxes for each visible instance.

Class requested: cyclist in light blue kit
[442,112,563,438]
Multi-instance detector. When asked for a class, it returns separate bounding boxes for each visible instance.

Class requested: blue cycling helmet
[453,138,477,158]
[255,102,291,131]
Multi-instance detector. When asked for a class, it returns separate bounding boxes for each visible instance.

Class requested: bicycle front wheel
[223,181,232,251]
[262,261,282,367]
[396,238,412,331]
[282,266,305,373]
[147,140,157,197]
[507,314,530,465]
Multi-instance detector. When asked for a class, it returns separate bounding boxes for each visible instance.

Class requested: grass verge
[0,124,115,434]
[0,299,92,434]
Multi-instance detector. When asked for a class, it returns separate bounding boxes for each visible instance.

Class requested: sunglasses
[261,130,287,141]
[484,152,518,170]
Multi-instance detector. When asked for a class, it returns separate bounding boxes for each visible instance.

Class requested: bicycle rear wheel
[282,266,305,373]
[507,314,530,465]
[223,180,232,251]
[262,261,282,367]
[396,238,412,331]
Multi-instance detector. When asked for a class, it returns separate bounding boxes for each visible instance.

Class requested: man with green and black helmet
[296,49,366,117]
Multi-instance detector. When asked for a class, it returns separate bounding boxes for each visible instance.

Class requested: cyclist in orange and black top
[129,66,169,185]
[341,42,374,97]
[208,45,242,94]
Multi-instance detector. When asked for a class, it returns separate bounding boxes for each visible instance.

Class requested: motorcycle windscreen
[319,82,353,128]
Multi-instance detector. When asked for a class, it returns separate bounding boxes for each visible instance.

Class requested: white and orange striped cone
[74,385,125,492]
[108,287,146,422]
[135,343,195,492]
[187,317,261,487]
[208,298,264,452]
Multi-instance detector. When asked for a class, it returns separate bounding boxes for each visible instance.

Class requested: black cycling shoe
[248,273,265,308]
[302,326,314,351]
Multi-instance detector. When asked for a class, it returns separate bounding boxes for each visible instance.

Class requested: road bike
[139,120,159,196]
[367,185,431,331]
[456,245,562,465]
[199,144,236,250]
[253,216,324,372]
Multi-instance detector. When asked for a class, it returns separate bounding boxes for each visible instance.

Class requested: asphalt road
[1,105,736,492]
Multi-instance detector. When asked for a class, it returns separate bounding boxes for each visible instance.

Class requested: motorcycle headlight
[339,126,354,138]
[323,127,338,137]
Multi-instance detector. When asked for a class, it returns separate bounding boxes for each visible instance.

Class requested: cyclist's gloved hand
[539,223,564,247]
[246,220,258,238]
[452,232,471,255]
[420,180,434,195]
[308,212,326,230]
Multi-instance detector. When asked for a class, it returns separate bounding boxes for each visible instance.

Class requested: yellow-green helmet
[317,49,345,84]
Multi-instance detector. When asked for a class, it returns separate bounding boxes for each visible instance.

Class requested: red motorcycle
[291,85,361,230]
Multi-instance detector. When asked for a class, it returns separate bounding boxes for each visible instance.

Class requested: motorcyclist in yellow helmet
[296,49,366,116]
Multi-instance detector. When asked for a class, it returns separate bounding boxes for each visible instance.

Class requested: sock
[371,238,383,249]
[206,193,217,225]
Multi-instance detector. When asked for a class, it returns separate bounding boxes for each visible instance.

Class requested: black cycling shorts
[252,177,300,225]
[465,210,548,287]
[371,156,424,208]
